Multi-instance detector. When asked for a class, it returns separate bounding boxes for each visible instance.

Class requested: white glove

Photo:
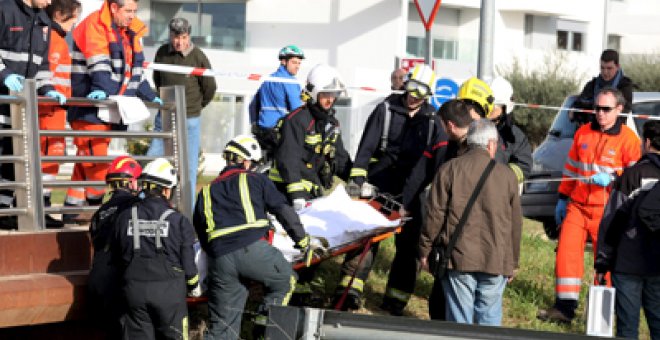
[188,283,202,297]
[361,182,376,198]
[293,198,307,211]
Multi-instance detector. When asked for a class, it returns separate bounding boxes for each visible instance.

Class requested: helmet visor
[405,80,431,99]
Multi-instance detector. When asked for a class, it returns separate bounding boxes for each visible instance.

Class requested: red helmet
[106,156,142,182]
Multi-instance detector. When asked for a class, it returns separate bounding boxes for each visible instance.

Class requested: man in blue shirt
[250,45,304,158]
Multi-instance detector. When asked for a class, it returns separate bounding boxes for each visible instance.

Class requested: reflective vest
[39,24,70,117]
[558,121,640,205]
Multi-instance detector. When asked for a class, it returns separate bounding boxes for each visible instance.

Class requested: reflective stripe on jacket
[256,64,303,129]
[558,120,640,205]
[68,1,155,125]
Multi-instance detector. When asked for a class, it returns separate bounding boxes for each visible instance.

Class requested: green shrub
[622,54,660,92]
[497,52,583,147]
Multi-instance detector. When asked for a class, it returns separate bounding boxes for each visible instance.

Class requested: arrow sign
[414,0,442,31]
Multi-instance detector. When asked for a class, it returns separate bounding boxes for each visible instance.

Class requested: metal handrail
[0,80,191,231]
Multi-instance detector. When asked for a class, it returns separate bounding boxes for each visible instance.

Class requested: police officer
[88,155,142,338]
[268,63,352,304]
[193,135,308,340]
[343,64,449,314]
[113,158,199,340]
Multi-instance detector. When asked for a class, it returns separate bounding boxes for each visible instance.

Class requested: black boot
[44,195,63,229]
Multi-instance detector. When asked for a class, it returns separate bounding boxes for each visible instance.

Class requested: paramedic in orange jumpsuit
[39,0,82,228]
[538,87,640,323]
[64,0,160,222]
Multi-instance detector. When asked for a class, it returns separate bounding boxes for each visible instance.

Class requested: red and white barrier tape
[513,102,660,121]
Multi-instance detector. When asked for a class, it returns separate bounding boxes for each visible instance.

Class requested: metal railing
[0,80,191,231]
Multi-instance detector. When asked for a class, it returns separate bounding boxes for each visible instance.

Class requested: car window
[547,96,579,139]
[632,101,660,134]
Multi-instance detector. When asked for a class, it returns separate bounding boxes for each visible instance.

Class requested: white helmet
[140,158,178,188]
[404,64,436,99]
[305,64,346,103]
[224,134,262,162]
[488,77,514,114]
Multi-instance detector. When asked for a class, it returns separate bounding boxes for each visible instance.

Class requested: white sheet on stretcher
[272,184,400,262]
[194,185,400,289]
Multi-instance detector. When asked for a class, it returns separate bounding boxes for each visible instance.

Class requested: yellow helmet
[457,77,495,117]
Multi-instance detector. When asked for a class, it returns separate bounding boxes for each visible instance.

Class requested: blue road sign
[430,77,459,109]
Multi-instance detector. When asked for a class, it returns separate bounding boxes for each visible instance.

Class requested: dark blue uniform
[193,165,306,340]
[88,189,140,337]
[114,195,198,340]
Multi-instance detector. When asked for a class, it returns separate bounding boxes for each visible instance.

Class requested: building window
[406,36,458,60]
[524,14,533,48]
[147,1,246,52]
[556,19,586,52]
[607,34,621,51]
[557,30,568,50]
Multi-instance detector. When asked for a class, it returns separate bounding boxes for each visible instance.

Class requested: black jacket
[270,103,352,200]
[494,118,533,182]
[575,73,634,113]
[153,43,217,117]
[193,165,306,258]
[113,195,198,284]
[350,94,449,210]
[595,153,660,275]
[0,0,54,113]
[90,189,140,253]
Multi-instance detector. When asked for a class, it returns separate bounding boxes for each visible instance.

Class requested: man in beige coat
[419,118,522,326]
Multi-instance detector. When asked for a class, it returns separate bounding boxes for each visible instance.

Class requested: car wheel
[542,218,560,240]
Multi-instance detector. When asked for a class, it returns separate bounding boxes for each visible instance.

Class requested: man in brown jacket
[419,118,522,326]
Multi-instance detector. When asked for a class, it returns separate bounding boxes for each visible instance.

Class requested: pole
[425,28,432,63]
[602,0,609,50]
[477,0,495,80]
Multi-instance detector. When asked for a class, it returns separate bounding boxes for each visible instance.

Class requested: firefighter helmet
[139,158,178,189]
[106,155,142,183]
[458,77,495,117]
[403,64,436,99]
[278,45,305,60]
[305,64,346,104]
[488,76,514,114]
[223,134,263,162]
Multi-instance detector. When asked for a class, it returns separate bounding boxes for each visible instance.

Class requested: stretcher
[187,189,404,306]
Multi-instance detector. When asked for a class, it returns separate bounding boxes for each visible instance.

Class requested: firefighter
[343,64,449,314]
[113,158,199,340]
[250,45,305,159]
[193,135,308,340]
[64,0,161,223]
[87,155,142,338]
[268,63,352,305]
[537,87,641,323]
[487,76,532,187]
[0,0,64,229]
[38,0,82,229]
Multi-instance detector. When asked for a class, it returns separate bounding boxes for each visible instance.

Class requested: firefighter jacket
[595,152,660,276]
[193,165,306,258]
[0,0,54,118]
[349,93,449,210]
[39,22,71,118]
[251,64,303,129]
[269,103,352,200]
[90,189,140,253]
[494,118,533,183]
[113,194,198,286]
[558,120,640,206]
[68,1,156,126]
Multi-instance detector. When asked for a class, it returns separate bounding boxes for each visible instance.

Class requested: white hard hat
[488,77,514,114]
[404,64,436,98]
[305,64,346,103]
[224,134,262,162]
[140,158,178,188]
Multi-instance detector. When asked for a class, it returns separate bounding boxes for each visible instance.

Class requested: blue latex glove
[153,97,163,106]
[87,90,107,100]
[555,198,567,227]
[45,90,67,105]
[4,74,25,92]
[591,172,614,187]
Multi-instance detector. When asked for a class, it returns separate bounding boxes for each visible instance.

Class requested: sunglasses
[405,81,431,99]
[594,105,615,113]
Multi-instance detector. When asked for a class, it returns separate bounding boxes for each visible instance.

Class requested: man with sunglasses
[341,64,449,314]
[538,87,640,324]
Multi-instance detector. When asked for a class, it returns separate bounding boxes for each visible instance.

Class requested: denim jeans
[441,270,507,326]
[611,273,660,340]
[147,112,200,203]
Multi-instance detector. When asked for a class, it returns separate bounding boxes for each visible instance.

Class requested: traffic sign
[400,58,435,73]
[430,77,459,109]
[414,0,442,31]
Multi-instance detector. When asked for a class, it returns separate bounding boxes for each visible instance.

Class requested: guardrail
[0,80,192,231]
